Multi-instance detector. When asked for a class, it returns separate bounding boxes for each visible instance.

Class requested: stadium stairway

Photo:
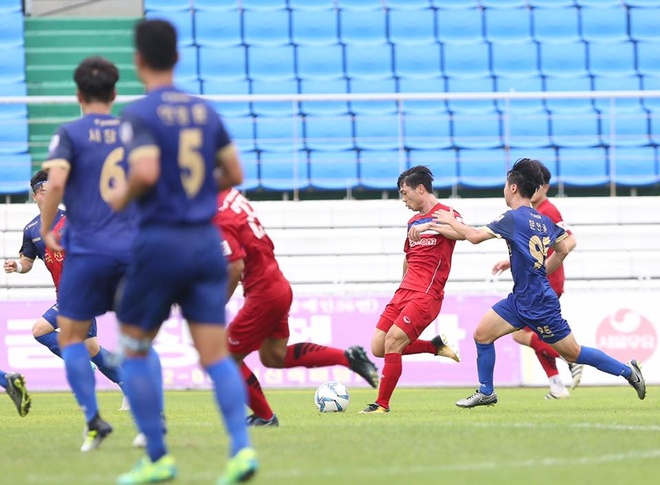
[23,17,142,171]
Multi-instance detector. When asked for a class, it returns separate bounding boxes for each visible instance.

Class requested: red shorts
[376,288,443,342]
[227,284,293,354]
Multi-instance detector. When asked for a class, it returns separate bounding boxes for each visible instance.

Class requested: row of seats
[237,145,659,191]
[148,5,660,47]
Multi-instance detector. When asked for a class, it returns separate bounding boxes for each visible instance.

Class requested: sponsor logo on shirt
[409,237,438,248]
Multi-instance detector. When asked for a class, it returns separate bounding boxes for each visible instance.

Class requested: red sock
[529,332,560,378]
[283,342,349,368]
[402,339,436,355]
[375,353,402,410]
[240,362,274,420]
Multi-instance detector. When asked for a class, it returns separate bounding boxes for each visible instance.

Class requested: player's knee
[383,333,407,354]
[84,337,101,356]
[473,327,495,345]
[371,342,384,358]
[259,348,285,368]
[32,318,54,338]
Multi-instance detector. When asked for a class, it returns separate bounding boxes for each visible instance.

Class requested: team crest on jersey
[47,134,60,156]
[119,121,133,144]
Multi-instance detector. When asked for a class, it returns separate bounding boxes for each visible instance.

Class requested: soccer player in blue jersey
[107,19,257,485]
[432,159,646,407]
[0,370,31,417]
[39,56,138,450]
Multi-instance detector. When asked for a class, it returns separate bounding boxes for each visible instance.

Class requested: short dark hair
[507,158,543,199]
[535,161,552,185]
[135,19,178,71]
[397,165,434,193]
[73,56,119,103]
[30,170,48,193]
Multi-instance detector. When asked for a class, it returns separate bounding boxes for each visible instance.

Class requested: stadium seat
[194,9,241,47]
[386,0,431,9]
[407,149,458,188]
[539,41,588,78]
[557,147,609,186]
[358,150,405,190]
[241,0,288,10]
[508,147,557,178]
[436,8,483,44]
[0,49,25,83]
[580,7,629,43]
[610,146,658,186]
[636,41,660,77]
[223,116,256,152]
[495,75,545,113]
[394,42,442,79]
[397,77,447,115]
[649,108,660,145]
[528,0,574,6]
[339,8,387,45]
[626,0,660,6]
[354,115,401,150]
[198,45,248,81]
[458,149,508,188]
[491,41,539,78]
[641,75,660,110]
[251,79,300,116]
[433,0,480,10]
[629,7,660,42]
[344,43,393,80]
[248,45,296,81]
[551,111,601,147]
[482,0,527,7]
[174,46,198,82]
[291,8,338,46]
[242,9,291,46]
[145,11,194,46]
[144,0,191,11]
[0,0,22,13]
[194,0,237,11]
[288,0,335,9]
[588,42,636,78]
[0,120,27,154]
[349,78,398,115]
[255,115,305,151]
[304,115,355,151]
[484,8,533,44]
[403,114,452,150]
[592,75,643,112]
[203,79,251,117]
[599,108,650,148]
[532,7,580,44]
[177,79,201,94]
[296,44,345,80]
[452,111,503,149]
[259,150,310,191]
[0,11,23,47]
[308,150,359,189]
[0,83,27,119]
[338,0,384,9]
[443,42,490,78]
[505,109,551,149]
[544,76,594,113]
[388,8,436,45]
[0,153,30,193]
[299,78,350,116]
[446,76,496,114]
[575,0,621,5]
[237,150,259,191]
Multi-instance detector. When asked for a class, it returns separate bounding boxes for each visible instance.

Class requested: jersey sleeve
[120,110,160,165]
[485,211,514,239]
[218,218,247,263]
[19,228,37,260]
[42,126,74,171]
[550,220,568,246]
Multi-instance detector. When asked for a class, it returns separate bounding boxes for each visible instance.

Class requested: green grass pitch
[0,387,657,484]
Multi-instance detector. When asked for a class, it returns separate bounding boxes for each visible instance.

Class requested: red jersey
[44,216,66,289]
[399,202,459,300]
[214,189,287,295]
[536,198,571,297]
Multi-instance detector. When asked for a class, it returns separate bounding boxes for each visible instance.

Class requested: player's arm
[408,222,465,241]
[41,128,72,251]
[434,208,495,244]
[226,258,245,300]
[216,143,243,190]
[4,255,34,274]
[492,259,511,275]
[546,235,571,275]
[402,256,408,280]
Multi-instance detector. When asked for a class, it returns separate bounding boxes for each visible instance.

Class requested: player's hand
[433,207,455,224]
[408,222,429,241]
[43,231,64,252]
[3,259,17,273]
[491,259,511,275]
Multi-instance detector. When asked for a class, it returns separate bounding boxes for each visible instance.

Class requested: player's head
[30,170,48,207]
[529,159,552,205]
[505,158,544,204]
[134,19,178,76]
[74,56,119,105]
[397,165,434,212]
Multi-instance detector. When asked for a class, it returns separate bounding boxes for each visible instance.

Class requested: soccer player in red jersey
[215,188,380,426]
[360,166,461,414]
[491,161,583,399]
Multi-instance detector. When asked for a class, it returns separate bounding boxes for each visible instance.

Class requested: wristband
[15,261,23,274]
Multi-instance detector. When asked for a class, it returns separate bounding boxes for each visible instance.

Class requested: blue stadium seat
[259,150,309,191]
[482,0,527,7]
[144,0,191,11]
[0,11,23,47]
[641,75,660,110]
[544,76,594,113]
[575,0,621,5]
[610,146,658,186]
[0,0,22,13]
[291,8,338,46]
[198,45,247,81]
[339,8,387,45]
[446,76,496,114]
[0,154,30,193]
[452,111,503,149]
[532,7,580,44]
[580,7,629,43]
[443,42,490,78]
[174,46,198,82]
[458,149,508,187]
[484,8,533,44]
[626,0,660,5]
[299,78,350,115]
[528,0,574,6]
[349,78,398,115]
[650,108,660,145]
[308,150,359,189]
[194,0,238,11]
[599,107,650,148]
[592,75,643,112]
[305,115,355,151]
[289,0,335,9]
[398,77,447,115]
[394,42,442,79]
[636,41,660,77]
[359,149,405,190]
[407,149,458,188]
[557,147,609,186]
[243,9,290,46]
[194,9,241,47]
[223,116,256,152]
[344,43,393,79]
[0,120,27,154]
[297,44,345,80]
[0,83,27,119]
[589,42,636,78]
[177,79,201,94]
[629,7,660,42]
[236,150,259,191]
[551,110,601,147]
[505,109,551,148]
[354,115,401,150]
[436,8,483,44]
[403,114,452,150]
[0,50,23,84]
[255,115,305,151]
[491,41,539,78]
[432,0,479,9]
[495,75,545,113]
[387,0,432,9]
[508,147,557,178]
[338,0,384,9]
[145,11,193,45]
[388,8,436,45]
[241,0,288,9]
[248,45,296,81]
[251,79,300,117]
[203,79,251,117]
[539,41,588,78]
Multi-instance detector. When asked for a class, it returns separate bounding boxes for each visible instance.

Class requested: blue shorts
[117,224,228,332]
[492,293,571,344]
[42,302,98,338]
[58,253,129,320]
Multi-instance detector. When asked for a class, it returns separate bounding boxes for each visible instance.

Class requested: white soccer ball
[314,381,350,413]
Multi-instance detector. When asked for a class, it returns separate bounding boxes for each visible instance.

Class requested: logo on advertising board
[596,309,657,362]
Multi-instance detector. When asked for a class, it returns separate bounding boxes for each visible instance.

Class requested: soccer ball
[314,381,350,412]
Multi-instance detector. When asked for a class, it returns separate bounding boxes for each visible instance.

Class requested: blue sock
[476,342,496,395]
[62,342,98,423]
[206,357,251,456]
[147,347,164,414]
[91,347,122,386]
[35,332,61,358]
[0,371,7,389]
[576,346,631,378]
[122,356,167,462]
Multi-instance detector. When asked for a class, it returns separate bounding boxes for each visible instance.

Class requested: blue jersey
[20,209,65,262]
[43,114,136,259]
[485,205,568,316]
[120,87,232,226]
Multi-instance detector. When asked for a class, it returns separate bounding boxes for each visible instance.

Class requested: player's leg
[513,327,568,399]
[235,355,279,427]
[0,369,31,417]
[401,295,459,362]
[33,304,62,357]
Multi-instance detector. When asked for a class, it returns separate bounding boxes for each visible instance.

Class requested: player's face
[400,183,422,211]
[32,183,47,211]
[503,180,513,208]
[531,183,549,205]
